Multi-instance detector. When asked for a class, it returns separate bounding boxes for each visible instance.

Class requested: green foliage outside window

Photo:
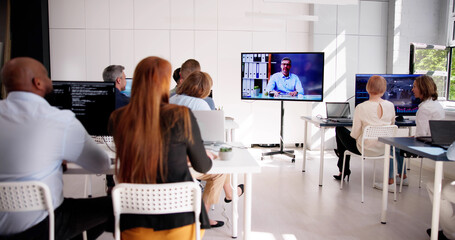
[413,48,448,99]
[451,48,455,100]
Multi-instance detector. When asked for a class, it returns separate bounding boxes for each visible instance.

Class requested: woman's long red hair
[110,56,192,183]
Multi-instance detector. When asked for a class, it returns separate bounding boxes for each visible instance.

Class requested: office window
[409,43,449,99]
[450,48,455,100]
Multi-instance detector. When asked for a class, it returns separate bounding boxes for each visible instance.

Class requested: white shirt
[350,100,396,156]
[169,94,211,111]
[0,92,110,235]
[415,99,445,137]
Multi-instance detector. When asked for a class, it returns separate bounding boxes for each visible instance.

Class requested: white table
[300,116,416,186]
[378,137,452,240]
[66,142,261,240]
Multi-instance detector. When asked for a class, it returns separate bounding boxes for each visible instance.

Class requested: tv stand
[261,101,296,163]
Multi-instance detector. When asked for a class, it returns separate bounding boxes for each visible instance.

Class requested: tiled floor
[63,146,449,240]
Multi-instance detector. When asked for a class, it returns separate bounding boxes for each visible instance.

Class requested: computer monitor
[46,81,116,136]
[241,52,324,102]
[121,78,133,97]
[355,74,421,117]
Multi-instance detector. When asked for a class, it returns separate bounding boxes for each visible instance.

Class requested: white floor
[63,147,448,240]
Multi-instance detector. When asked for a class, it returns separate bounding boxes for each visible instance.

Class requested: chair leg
[373,159,376,187]
[340,152,348,190]
[400,158,406,193]
[392,148,397,201]
[361,157,364,203]
[419,157,423,188]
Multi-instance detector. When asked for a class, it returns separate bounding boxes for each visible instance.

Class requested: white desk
[66,143,261,240]
[378,137,452,240]
[301,116,416,186]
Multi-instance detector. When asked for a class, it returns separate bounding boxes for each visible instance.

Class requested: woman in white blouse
[413,75,445,137]
[333,75,395,180]
[388,75,445,186]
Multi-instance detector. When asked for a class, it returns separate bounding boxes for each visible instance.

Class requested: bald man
[0,57,113,239]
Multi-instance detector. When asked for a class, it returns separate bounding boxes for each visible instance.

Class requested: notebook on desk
[192,110,225,145]
[416,120,455,149]
[326,102,352,123]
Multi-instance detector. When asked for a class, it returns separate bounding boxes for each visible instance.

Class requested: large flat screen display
[355,74,421,116]
[241,52,324,101]
[46,81,116,136]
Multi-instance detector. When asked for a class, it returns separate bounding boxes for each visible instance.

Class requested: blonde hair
[366,75,387,95]
[176,71,213,99]
[414,75,438,101]
[110,56,193,184]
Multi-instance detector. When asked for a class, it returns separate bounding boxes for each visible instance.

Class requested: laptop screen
[429,120,455,145]
[326,102,351,119]
[192,110,225,144]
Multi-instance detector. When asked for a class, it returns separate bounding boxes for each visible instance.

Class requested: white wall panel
[337,4,359,35]
[110,30,134,77]
[134,0,170,29]
[217,31,256,144]
[86,30,110,81]
[218,0,253,31]
[359,1,388,36]
[171,0,194,30]
[195,31,218,95]
[50,29,86,80]
[358,36,387,74]
[85,0,109,29]
[286,32,310,51]
[335,35,358,102]
[134,30,170,66]
[110,0,134,29]
[170,30,195,69]
[49,0,85,28]
[252,32,285,52]
[313,5,337,35]
[194,0,217,30]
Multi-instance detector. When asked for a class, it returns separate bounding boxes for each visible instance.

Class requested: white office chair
[0,181,54,240]
[112,182,202,240]
[340,125,398,203]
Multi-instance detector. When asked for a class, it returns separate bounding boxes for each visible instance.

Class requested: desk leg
[431,162,444,240]
[244,173,252,240]
[319,128,325,186]
[381,143,390,224]
[302,121,308,172]
[231,173,238,238]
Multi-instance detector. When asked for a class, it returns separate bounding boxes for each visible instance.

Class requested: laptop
[416,120,455,149]
[192,110,225,145]
[326,102,352,122]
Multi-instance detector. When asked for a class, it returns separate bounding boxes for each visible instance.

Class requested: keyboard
[92,136,113,144]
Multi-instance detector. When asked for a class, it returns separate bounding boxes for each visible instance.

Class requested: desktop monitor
[355,74,421,117]
[241,52,324,102]
[121,78,132,97]
[46,81,116,136]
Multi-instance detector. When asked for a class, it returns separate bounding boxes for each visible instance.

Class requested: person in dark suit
[102,65,131,195]
[103,65,130,109]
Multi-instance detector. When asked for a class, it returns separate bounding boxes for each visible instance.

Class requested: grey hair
[102,65,125,82]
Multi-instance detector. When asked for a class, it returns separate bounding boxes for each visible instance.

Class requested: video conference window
[241,52,324,102]
[46,81,116,136]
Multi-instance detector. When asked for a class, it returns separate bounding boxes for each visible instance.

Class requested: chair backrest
[361,125,398,154]
[0,181,54,240]
[112,182,202,240]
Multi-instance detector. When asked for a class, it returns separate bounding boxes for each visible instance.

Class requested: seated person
[170,70,244,227]
[0,57,112,239]
[333,75,395,181]
[266,57,303,97]
[179,59,215,109]
[109,56,212,239]
[388,75,445,187]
